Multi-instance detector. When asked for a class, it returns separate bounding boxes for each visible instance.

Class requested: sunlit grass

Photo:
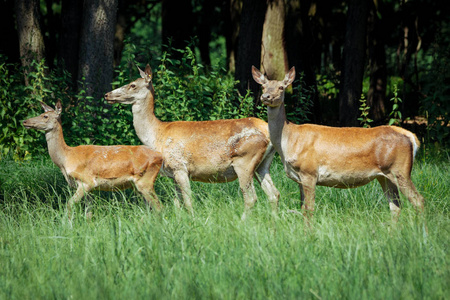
[0,153,449,299]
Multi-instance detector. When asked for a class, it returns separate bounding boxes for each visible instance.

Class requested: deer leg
[135,175,162,212]
[173,171,194,215]
[387,173,425,214]
[377,177,401,221]
[299,174,317,223]
[67,183,91,219]
[255,166,280,213]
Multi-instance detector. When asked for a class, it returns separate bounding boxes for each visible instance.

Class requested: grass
[0,151,449,299]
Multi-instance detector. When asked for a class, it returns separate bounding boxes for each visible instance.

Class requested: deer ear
[283,67,296,87]
[144,64,153,83]
[55,99,62,115]
[40,101,54,112]
[138,65,147,79]
[252,66,267,85]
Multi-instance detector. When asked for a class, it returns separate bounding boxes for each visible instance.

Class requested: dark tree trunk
[0,0,20,64]
[14,0,46,85]
[285,0,321,124]
[43,0,60,67]
[59,0,83,89]
[338,0,369,127]
[235,0,267,106]
[161,0,194,61]
[78,0,118,100]
[367,2,386,124]
[225,0,242,73]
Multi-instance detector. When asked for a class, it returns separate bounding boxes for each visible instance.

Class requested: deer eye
[279,86,284,90]
[130,84,136,88]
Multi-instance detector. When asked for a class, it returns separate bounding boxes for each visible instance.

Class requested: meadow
[0,150,449,299]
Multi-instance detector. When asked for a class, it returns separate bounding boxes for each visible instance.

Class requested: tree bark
[14,0,46,85]
[261,0,287,81]
[78,0,118,100]
[235,0,267,106]
[225,0,242,73]
[367,2,386,124]
[338,0,369,127]
[161,0,194,61]
[0,0,20,64]
[59,0,83,89]
[285,0,321,123]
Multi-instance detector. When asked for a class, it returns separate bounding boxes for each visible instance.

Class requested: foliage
[388,84,403,126]
[420,35,450,145]
[357,94,373,128]
[286,72,314,124]
[0,154,449,299]
[0,45,260,160]
[153,46,255,122]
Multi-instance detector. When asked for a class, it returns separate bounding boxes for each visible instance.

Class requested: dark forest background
[1,0,449,159]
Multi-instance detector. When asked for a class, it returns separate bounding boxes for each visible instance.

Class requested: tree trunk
[338,0,369,127]
[225,0,242,73]
[161,0,194,61]
[285,0,321,123]
[59,0,83,89]
[261,0,287,81]
[78,0,118,100]
[14,0,46,85]
[235,0,267,106]
[0,0,20,64]
[367,2,386,124]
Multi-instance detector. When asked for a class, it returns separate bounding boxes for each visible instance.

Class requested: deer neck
[45,121,69,169]
[266,103,289,154]
[131,84,161,149]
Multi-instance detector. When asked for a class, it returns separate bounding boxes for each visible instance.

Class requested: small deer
[23,100,164,218]
[105,65,280,219]
[252,66,425,221]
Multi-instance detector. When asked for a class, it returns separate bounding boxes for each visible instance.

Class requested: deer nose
[104,93,109,99]
[261,93,271,101]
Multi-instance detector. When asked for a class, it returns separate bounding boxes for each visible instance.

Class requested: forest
[0,0,449,160]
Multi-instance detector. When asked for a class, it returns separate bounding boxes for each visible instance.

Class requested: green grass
[0,152,449,299]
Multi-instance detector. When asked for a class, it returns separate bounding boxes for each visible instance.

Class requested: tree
[261,0,287,81]
[59,0,83,88]
[367,1,386,124]
[285,0,321,123]
[338,0,370,127]
[14,0,46,84]
[0,0,20,64]
[161,0,194,61]
[78,0,118,99]
[235,0,267,105]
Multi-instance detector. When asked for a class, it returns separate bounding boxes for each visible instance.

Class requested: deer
[252,65,425,221]
[104,64,280,219]
[23,100,164,219]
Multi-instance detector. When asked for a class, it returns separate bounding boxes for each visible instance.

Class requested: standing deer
[104,65,280,219]
[252,66,425,220]
[23,100,164,218]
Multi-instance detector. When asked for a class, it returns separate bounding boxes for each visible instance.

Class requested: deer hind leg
[234,157,260,220]
[377,176,401,221]
[387,172,425,214]
[173,170,194,215]
[135,169,162,212]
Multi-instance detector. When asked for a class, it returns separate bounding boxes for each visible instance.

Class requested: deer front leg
[67,182,91,220]
[173,170,194,215]
[299,173,317,223]
[255,167,280,213]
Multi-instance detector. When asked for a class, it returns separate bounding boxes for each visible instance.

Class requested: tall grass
[0,152,449,299]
